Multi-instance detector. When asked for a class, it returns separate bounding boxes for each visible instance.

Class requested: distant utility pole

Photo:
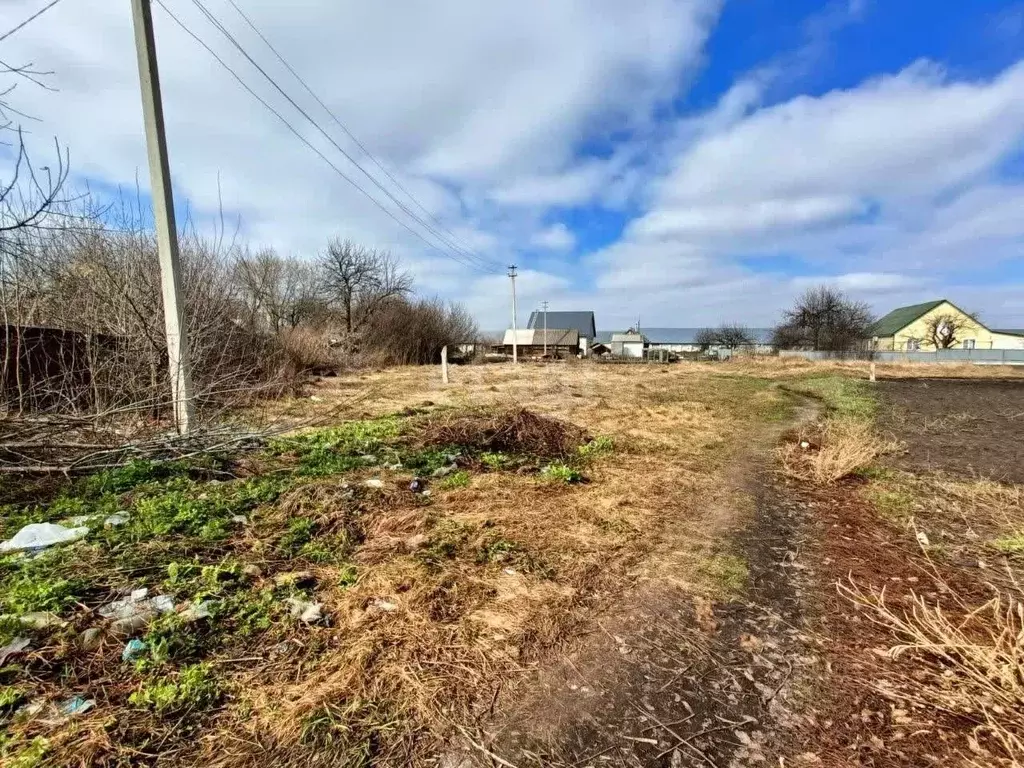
[541,300,549,357]
[508,265,519,364]
[130,0,195,434]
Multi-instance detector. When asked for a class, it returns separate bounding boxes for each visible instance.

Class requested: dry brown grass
[193,363,794,766]
[704,355,1024,381]
[779,417,901,484]
[843,575,1024,766]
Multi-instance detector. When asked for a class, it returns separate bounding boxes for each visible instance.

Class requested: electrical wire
[0,0,64,44]
[153,0,494,275]
[185,0,501,274]
[223,0,503,272]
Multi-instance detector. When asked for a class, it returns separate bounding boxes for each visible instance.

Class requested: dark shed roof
[527,311,596,339]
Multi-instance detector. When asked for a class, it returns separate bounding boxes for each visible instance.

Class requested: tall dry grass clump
[843,579,1024,765]
[779,418,900,484]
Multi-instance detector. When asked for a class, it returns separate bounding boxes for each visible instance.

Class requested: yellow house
[867,299,1024,351]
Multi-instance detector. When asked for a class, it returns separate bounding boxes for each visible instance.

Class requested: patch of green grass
[298,535,350,564]
[1,736,49,768]
[701,553,748,597]
[400,448,457,474]
[0,685,26,711]
[439,470,471,490]
[0,550,87,615]
[540,462,583,484]
[271,417,402,477]
[787,376,876,420]
[278,517,318,556]
[992,534,1024,555]
[337,564,359,588]
[129,663,221,714]
[865,484,917,524]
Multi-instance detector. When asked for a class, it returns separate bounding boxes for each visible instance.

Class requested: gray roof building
[527,311,596,340]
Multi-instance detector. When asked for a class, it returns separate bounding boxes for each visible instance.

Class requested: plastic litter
[104,513,129,528]
[231,515,248,524]
[364,478,384,489]
[0,522,89,553]
[180,600,215,622]
[369,598,398,613]
[99,588,175,636]
[916,531,931,547]
[121,638,147,662]
[409,478,427,493]
[60,696,95,716]
[285,597,323,624]
[19,612,66,629]
[79,628,102,651]
[431,464,458,478]
[0,637,31,665]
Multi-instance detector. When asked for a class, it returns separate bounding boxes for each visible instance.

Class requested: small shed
[609,330,648,358]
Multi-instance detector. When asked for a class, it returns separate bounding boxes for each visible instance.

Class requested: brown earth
[441,400,822,768]
[877,378,1024,483]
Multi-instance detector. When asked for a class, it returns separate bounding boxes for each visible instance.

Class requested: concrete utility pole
[541,300,549,357]
[130,0,195,434]
[508,265,519,364]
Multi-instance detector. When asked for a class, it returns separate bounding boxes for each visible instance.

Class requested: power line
[0,0,64,44]
[222,0,498,272]
[152,0,493,276]
[185,0,501,274]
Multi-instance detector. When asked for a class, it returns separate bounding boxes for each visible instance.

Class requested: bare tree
[233,249,325,333]
[772,286,874,351]
[924,311,981,349]
[319,239,412,334]
[695,324,754,352]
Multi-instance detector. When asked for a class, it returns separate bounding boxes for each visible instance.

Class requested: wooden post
[869,361,876,383]
[441,345,449,384]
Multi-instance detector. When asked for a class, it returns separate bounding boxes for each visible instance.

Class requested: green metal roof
[867,300,946,337]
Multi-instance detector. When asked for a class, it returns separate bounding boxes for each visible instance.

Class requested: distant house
[527,311,596,356]
[867,299,1024,351]
[500,328,580,358]
[595,328,773,354]
[607,330,648,358]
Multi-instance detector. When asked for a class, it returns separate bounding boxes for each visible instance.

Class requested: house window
[907,338,920,351]
[963,339,976,350]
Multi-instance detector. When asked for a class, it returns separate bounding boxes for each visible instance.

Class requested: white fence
[779,349,1024,365]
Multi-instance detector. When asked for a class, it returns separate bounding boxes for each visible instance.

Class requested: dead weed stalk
[841,573,1024,766]
[779,418,901,484]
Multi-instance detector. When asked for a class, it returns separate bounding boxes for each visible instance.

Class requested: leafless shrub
[361,296,478,366]
[772,285,874,351]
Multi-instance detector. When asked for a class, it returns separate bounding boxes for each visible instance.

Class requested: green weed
[479,452,509,470]
[271,417,402,477]
[439,470,471,489]
[578,436,614,460]
[866,485,917,524]
[418,521,472,565]
[337,564,359,588]
[0,685,26,711]
[2,736,49,768]
[0,551,86,615]
[541,462,583,484]
[300,699,402,767]
[129,663,221,714]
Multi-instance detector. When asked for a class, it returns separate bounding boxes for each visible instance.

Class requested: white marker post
[441,345,450,384]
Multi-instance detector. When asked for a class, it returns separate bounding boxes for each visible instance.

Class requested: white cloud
[2,0,720,260]
[530,223,576,251]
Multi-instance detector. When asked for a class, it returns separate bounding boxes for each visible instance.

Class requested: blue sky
[5,0,1024,329]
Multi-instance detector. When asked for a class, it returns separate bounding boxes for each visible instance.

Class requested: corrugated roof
[995,329,1024,337]
[595,328,772,344]
[527,311,596,339]
[502,328,579,346]
[867,300,946,338]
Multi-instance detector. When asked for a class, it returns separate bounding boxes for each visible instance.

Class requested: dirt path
[445,399,821,768]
